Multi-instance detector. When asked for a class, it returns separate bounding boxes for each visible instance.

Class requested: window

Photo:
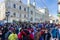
[20,14,21,17]
[24,8,26,11]
[13,13,16,17]
[31,11,33,15]
[19,6,21,10]
[13,4,16,8]
[30,17,33,21]
[20,0,22,3]
[24,14,26,18]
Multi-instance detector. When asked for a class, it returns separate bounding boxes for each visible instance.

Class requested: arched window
[13,4,16,8]
[13,13,16,17]
[19,6,21,10]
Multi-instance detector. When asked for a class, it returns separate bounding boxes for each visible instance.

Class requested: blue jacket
[58,29,60,37]
[51,28,58,38]
[38,24,42,28]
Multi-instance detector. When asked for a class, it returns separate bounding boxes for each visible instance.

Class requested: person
[35,28,41,40]
[44,29,51,40]
[15,25,19,34]
[2,26,8,40]
[0,30,2,40]
[38,23,42,28]
[5,27,12,40]
[35,28,45,40]
[8,27,18,40]
[40,28,45,40]
[22,27,30,40]
[29,29,34,40]
[18,27,30,40]
[51,27,58,40]
[18,29,23,40]
[58,27,60,40]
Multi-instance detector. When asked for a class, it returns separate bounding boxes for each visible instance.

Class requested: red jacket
[29,33,34,40]
[18,32,22,40]
[18,31,26,40]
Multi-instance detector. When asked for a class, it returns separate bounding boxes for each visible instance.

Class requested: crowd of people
[0,22,60,40]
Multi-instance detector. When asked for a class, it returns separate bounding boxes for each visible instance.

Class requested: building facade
[0,2,5,20]
[58,0,60,23]
[5,0,29,22]
[58,0,60,13]
[0,0,49,23]
[38,8,49,22]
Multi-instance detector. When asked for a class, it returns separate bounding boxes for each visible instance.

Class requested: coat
[8,33,18,40]
[51,28,58,38]
[35,31,41,40]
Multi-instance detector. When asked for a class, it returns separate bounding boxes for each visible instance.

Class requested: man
[51,27,58,40]
[5,27,12,40]
[44,29,51,40]
[8,28,18,40]
[58,27,60,40]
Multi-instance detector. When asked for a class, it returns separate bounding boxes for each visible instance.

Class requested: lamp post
[6,12,10,23]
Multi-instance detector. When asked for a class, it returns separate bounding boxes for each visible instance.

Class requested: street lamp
[6,12,10,23]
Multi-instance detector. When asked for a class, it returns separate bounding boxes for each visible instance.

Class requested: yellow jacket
[8,33,18,40]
